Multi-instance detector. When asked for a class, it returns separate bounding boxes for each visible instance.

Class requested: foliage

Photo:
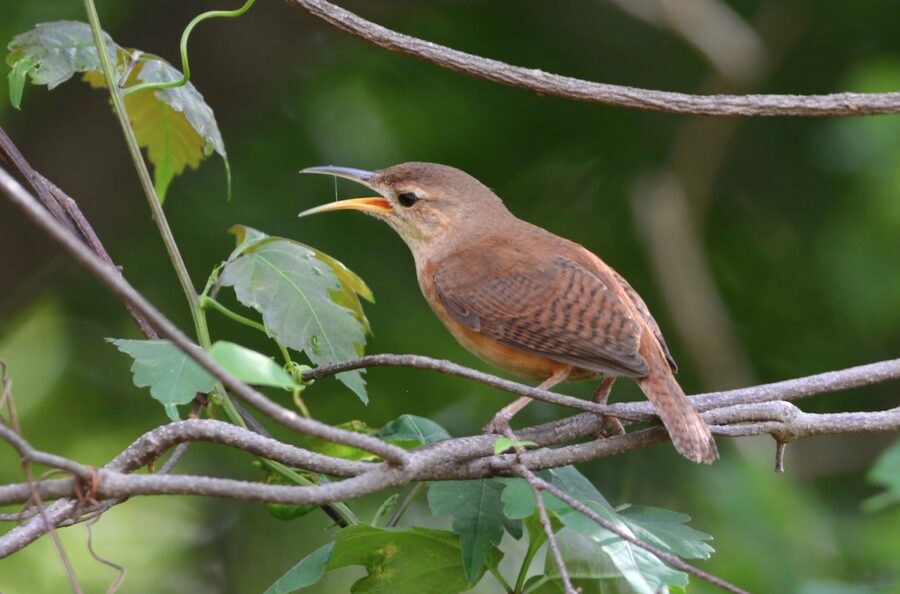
[6,20,226,202]
[219,227,371,401]
[1,2,898,594]
[864,439,900,511]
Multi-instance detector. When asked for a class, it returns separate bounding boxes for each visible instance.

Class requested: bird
[298,162,718,464]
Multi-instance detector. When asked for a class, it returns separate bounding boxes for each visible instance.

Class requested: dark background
[0,1,898,592]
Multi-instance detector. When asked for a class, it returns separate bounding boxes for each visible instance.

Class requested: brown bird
[299,162,718,464]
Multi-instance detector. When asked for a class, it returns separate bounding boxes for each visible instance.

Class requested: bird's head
[298,162,508,253]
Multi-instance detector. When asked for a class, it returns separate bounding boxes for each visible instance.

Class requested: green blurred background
[0,1,898,592]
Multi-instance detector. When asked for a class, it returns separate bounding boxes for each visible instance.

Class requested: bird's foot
[594,415,625,439]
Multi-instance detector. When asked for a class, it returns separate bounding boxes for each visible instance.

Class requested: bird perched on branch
[299,162,718,464]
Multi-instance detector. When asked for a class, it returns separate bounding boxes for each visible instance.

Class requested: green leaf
[296,420,377,462]
[207,341,295,389]
[5,20,227,201]
[133,57,228,202]
[523,528,629,594]
[5,21,118,104]
[374,414,451,447]
[220,234,370,402]
[7,54,34,109]
[328,525,472,593]
[108,338,215,420]
[228,225,374,335]
[499,476,565,520]
[264,472,318,521]
[493,436,537,455]
[864,439,900,511]
[84,55,228,204]
[427,479,514,582]
[617,505,714,560]
[264,542,334,594]
[548,466,689,594]
[371,493,399,527]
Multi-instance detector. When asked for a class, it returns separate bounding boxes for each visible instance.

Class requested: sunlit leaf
[328,524,472,593]
[6,20,227,202]
[220,232,369,402]
[374,414,451,447]
[207,340,295,389]
[85,54,228,203]
[265,542,334,594]
[108,338,215,420]
[427,479,515,581]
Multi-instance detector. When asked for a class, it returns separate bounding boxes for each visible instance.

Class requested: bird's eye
[397,191,421,208]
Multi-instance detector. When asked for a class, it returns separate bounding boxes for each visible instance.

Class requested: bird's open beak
[298,166,392,218]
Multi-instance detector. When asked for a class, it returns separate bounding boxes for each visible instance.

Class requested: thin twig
[2,369,83,594]
[0,126,159,339]
[517,466,750,594]
[515,464,576,594]
[304,353,900,420]
[286,0,900,117]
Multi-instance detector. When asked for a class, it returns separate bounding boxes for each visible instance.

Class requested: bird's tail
[637,359,718,464]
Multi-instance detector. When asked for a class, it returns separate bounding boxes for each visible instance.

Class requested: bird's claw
[594,415,625,439]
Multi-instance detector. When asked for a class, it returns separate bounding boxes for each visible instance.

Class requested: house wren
[299,162,717,464]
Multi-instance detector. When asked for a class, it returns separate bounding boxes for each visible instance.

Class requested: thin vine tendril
[123,0,256,96]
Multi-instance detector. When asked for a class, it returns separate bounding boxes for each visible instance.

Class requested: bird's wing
[610,269,678,373]
[433,249,649,377]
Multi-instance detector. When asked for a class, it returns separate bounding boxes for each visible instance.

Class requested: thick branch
[2,405,896,510]
[286,0,900,117]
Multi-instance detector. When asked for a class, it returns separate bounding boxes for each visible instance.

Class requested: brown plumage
[299,162,718,464]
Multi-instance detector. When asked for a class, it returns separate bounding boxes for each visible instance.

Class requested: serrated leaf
[5,20,118,104]
[374,414,451,448]
[229,225,374,335]
[85,55,228,203]
[617,505,714,560]
[5,20,227,202]
[220,235,369,402]
[207,340,295,389]
[427,479,515,582]
[864,439,900,511]
[265,542,334,594]
[548,466,688,594]
[108,338,215,420]
[327,524,472,593]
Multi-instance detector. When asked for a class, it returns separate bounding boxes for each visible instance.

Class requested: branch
[0,164,408,467]
[304,353,900,420]
[286,0,900,117]
[0,126,159,339]
[2,405,896,510]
